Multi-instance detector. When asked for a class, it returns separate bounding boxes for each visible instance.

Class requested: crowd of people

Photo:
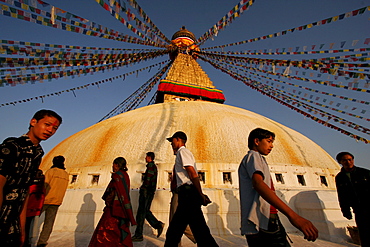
[0,109,369,247]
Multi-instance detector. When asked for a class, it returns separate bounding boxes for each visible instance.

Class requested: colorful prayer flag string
[197,0,255,46]
[199,55,369,143]
[0,60,169,107]
[202,6,369,49]
[0,1,155,46]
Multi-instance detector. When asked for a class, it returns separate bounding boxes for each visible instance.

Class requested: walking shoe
[157,222,165,238]
[132,235,143,242]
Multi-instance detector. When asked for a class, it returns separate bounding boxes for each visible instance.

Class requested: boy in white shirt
[238,128,318,246]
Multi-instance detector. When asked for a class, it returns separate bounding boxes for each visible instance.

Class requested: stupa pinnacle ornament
[156,27,225,104]
[168,26,200,61]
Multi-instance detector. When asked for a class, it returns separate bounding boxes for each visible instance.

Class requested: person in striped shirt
[132,152,164,242]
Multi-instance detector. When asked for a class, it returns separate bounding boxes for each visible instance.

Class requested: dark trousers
[355,210,370,247]
[37,205,60,245]
[134,190,161,237]
[164,185,218,247]
[246,214,291,247]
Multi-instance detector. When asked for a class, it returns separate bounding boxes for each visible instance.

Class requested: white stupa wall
[42,163,355,244]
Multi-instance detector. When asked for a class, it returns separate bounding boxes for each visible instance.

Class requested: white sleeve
[179,148,195,167]
[246,151,266,179]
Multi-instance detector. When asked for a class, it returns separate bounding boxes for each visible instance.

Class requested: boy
[238,128,318,246]
[0,109,62,247]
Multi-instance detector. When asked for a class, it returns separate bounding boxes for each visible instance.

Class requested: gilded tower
[156,27,225,103]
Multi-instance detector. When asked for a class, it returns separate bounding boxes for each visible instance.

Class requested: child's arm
[252,172,318,242]
[19,191,29,246]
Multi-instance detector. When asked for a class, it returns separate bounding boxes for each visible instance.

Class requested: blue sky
[0,0,369,168]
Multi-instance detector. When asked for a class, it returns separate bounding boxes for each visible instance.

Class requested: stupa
[39,28,353,243]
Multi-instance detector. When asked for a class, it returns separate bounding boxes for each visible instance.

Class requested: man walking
[37,155,69,247]
[164,131,218,247]
[335,151,370,247]
[132,152,164,242]
[0,109,62,247]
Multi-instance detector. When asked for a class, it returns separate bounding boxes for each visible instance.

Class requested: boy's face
[29,115,60,144]
[253,136,274,155]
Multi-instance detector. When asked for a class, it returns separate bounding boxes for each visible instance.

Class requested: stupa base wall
[33,188,355,244]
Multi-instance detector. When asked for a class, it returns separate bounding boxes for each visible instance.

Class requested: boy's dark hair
[248,128,275,150]
[146,152,155,161]
[336,152,354,162]
[51,155,66,169]
[31,109,63,128]
[113,157,127,171]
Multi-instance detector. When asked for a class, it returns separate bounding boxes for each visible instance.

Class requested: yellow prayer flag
[21,3,29,10]
[1,5,9,11]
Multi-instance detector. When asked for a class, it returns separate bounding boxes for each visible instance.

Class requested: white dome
[41,101,339,189]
